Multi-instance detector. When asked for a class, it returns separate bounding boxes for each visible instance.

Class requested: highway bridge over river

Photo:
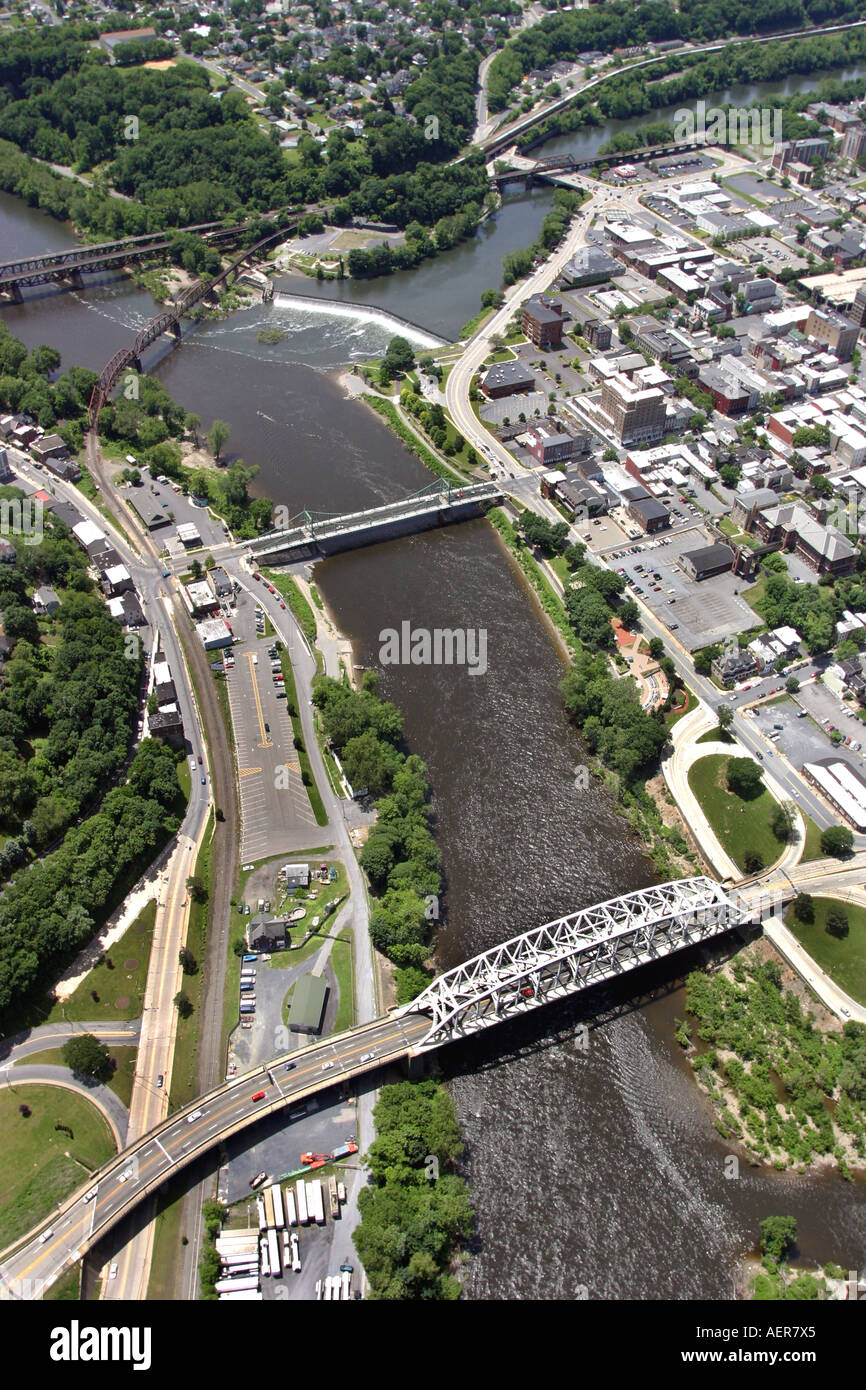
[246,479,503,563]
[0,876,745,1298]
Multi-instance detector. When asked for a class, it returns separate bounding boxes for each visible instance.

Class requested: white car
[39,1228,54,1245]
[321,1061,335,1071]
[186,1109,203,1124]
[117,1166,134,1183]
[109,1263,118,1280]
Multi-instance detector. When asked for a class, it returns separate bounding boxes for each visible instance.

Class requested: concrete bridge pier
[168,321,182,341]
[68,268,85,290]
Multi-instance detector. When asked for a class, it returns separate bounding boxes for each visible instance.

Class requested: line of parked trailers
[215,1173,351,1298]
[239,952,258,1026]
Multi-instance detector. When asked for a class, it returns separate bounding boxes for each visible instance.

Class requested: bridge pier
[168,321,182,341]
[6,285,23,304]
[68,268,85,290]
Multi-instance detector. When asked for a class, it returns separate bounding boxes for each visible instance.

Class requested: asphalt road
[0,1012,428,1299]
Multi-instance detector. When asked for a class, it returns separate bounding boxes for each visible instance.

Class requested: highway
[0,1012,428,1299]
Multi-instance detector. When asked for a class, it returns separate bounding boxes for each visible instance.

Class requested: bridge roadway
[0,875,738,1297]
[0,1011,429,1299]
[248,481,502,563]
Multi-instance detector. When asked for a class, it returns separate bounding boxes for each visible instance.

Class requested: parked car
[156,1074,164,1089]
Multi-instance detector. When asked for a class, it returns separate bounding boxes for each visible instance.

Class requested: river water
[3,63,866,1297]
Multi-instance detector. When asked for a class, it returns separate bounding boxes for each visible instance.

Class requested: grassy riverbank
[683,947,866,1175]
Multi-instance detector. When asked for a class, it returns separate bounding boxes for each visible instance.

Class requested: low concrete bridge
[491,141,713,190]
[246,479,503,564]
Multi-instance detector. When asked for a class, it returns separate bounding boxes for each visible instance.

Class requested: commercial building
[804,306,860,362]
[599,373,666,446]
[176,522,203,549]
[747,625,802,672]
[480,361,536,399]
[195,618,233,649]
[521,294,568,348]
[288,973,329,1034]
[583,319,612,350]
[712,647,758,686]
[627,493,671,533]
[283,862,311,889]
[679,543,734,581]
[803,759,866,831]
[524,425,575,467]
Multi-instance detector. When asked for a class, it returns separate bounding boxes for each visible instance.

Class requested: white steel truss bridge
[399,876,741,1049]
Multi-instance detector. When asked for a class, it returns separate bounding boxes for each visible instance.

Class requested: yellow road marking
[238,766,263,778]
[11,1017,430,1284]
[246,653,271,747]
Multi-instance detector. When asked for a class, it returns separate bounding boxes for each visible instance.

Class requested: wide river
[3,65,866,1296]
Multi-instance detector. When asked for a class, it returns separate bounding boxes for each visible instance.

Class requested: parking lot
[218,1083,364,1300]
[784,681,866,771]
[119,463,229,553]
[224,586,318,862]
[611,525,760,650]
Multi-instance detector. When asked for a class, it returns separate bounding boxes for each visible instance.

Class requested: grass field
[44,901,157,1025]
[13,1046,136,1107]
[800,814,825,863]
[687,754,783,873]
[170,813,214,1109]
[0,1087,116,1248]
[784,897,866,1005]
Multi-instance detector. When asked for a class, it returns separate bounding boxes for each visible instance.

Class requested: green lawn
[696,727,734,745]
[330,927,355,1033]
[0,1087,116,1248]
[785,897,866,1005]
[170,813,213,1109]
[15,1046,136,1107]
[800,815,825,863]
[263,570,317,645]
[687,754,784,873]
[279,651,328,825]
[44,901,156,1024]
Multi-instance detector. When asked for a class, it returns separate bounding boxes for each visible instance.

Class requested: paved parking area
[788,681,866,769]
[224,588,318,862]
[614,526,759,650]
[122,464,229,552]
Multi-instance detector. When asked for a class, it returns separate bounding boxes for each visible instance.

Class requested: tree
[187,875,208,904]
[717,704,734,733]
[759,1215,797,1264]
[826,907,849,939]
[820,825,854,857]
[727,758,763,799]
[178,945,198,974]
[793,893,814,924]
[648,637,665,660]
[61,1033,112,1082]
[770,801,795,842]
[383,336,415,377]
[743,849,765,875]
[785,676,800,694]
[208,419,230,462]
[184,412,201,446]
[174,990,193,1019]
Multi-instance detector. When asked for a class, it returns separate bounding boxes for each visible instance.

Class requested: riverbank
[682,939,866,1178]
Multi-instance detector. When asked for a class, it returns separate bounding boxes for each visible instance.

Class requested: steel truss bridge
[401,875,739,1048]
[246,478,503,563]
[86,221,295,427]
[0,876,745,1297]
[0,216,280,301]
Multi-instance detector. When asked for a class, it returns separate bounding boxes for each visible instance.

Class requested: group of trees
[560,646,668,784]
[487,0,866,112]
[313,673,440,1002]
[0,320,95,448]
[0,25,494,249]
[686,956,866,1171]
[0,738,183,1022]
[0,522,141,857]
[353,1080,473,1299]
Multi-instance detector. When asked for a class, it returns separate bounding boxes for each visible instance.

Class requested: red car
[251,1090,265,1102]
[253,572,261,581]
